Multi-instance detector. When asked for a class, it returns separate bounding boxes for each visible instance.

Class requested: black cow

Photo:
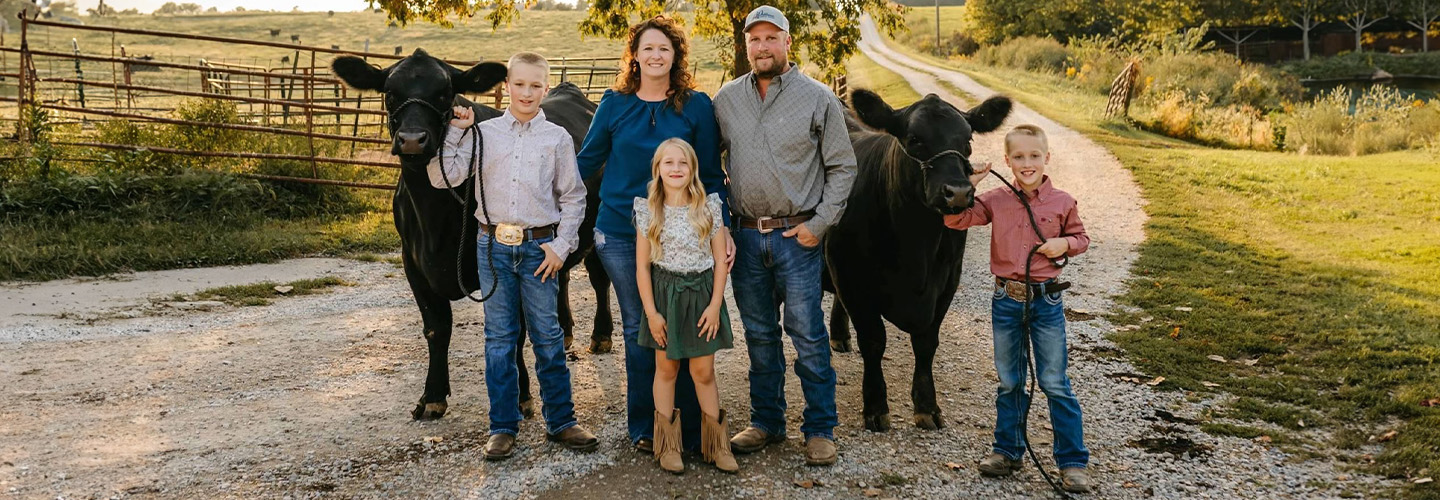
[824,89,1011,432]
[331,50,611,421]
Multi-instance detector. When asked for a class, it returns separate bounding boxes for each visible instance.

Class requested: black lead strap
[394,95,497,303]
[989,169,1074,500]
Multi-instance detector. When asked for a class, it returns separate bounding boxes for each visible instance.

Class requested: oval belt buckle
[495,223,525,246]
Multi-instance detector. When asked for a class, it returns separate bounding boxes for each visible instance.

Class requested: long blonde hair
[644,138,713,262]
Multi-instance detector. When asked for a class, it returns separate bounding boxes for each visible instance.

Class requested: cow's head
[332,49,506,159]
[851,90,1011,214]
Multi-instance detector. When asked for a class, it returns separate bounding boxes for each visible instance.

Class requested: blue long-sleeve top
[577,89,729,241]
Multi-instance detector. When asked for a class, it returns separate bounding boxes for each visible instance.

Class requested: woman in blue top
[577,15,731,455]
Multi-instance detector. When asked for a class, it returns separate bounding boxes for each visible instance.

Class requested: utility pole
[935,0,941,52]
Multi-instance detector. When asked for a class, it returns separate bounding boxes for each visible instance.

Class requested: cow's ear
[455,62,507,95]
[851,89,898,135]
[965,95,1012,134]
[332,56,387,92]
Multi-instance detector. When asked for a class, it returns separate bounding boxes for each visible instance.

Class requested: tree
[178,2,201,14]
[119,7,137,14]
[1339,0,1394,51]
[85,0,115,17]
[153,2,180,15]
[373,0,903,80]
[206,6,217,12]
[582,0,906,79]
[1401,0,1440,51]
[1204,0,1272,57]
[234,6,245,11]
[1275,0,1328,59]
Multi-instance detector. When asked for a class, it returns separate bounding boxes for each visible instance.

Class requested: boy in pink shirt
[943,124,1091,493]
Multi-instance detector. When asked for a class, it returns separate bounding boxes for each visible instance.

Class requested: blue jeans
[594,229,702,449]
[991,280,1089,469]
[478,233,577,437]
[731,228,837,440]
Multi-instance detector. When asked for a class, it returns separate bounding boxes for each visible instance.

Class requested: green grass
[0,209,397,281]
[875,37,1440,498]
[894,6,968,53]
[845,52,923,106]
[180,276,351,306]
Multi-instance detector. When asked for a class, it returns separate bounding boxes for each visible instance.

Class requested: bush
[1282,52,1440,79]
[1141,52,1300,111]
[975,36,1070,73]
[1140,89,1275,150]
[1283,87,1357,155]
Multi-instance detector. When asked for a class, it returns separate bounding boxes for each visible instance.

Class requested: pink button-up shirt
[943,177,1089,282]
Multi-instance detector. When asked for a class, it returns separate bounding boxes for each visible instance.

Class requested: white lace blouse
[633,193,724,273]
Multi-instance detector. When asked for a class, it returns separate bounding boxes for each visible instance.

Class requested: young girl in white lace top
[634,138,737,475]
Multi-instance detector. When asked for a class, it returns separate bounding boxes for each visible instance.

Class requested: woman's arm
[636,235,667,347]
[577,91,617,180]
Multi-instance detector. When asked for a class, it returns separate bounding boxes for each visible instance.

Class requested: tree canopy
[373,0,906,81]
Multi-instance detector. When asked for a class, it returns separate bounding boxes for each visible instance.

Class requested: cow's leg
[910,326,945,430]
[829,298,852,353]
[852,306,891,432]
[558,270,575,350]
[408,273,453,420]
[585,251,614,354]
[517,309,535,419]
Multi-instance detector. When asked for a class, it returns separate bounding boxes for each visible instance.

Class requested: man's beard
[751,54,787,78]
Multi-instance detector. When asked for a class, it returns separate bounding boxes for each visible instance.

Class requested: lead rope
[989,170,1073,500]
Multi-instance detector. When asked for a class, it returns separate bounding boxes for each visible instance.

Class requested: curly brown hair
[614,15,694,112]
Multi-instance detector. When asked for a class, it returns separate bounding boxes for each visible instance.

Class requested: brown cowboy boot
[702,410,739,473]
[654,409,684,474]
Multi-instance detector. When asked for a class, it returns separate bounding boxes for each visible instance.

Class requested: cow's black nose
[945,183,975,207]
[396,130,428,155]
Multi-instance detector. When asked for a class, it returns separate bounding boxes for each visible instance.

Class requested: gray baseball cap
[743,5,790,33]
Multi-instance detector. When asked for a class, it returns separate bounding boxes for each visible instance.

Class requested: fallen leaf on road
[423,436,443,443]
[1123,481,1140,488]
[274,285,294,294]
[1206,355,1226,363]
[1376,430,1398,442]
[793,480,814,489]
[1148,376,1166,386]
[864,488,883,497]
[1201,381,1220,388]
[1170,326,1181,339]
[944,462,965,471]
[1254,435,1272,443]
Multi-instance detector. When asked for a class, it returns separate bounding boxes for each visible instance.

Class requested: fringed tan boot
[654,409,684,474]
[702,410,739,473]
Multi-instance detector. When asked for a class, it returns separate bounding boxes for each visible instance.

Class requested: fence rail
[3,13,625,190]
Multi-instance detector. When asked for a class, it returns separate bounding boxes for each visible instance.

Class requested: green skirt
[638,266,734,360]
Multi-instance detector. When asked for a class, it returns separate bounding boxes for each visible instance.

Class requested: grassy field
[877,28,1440,499]
[845,52,922,107]
[4,11,733,99]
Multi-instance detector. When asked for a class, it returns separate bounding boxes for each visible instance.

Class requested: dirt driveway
[0,19,1392,500]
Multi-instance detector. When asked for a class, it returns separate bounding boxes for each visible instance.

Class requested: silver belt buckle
[495,223,525,246]
[755,216,773,234]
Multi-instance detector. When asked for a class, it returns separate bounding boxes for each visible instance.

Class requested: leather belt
[995,276,1071,302]
[480,223,556,246]
[737,212,815,234]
